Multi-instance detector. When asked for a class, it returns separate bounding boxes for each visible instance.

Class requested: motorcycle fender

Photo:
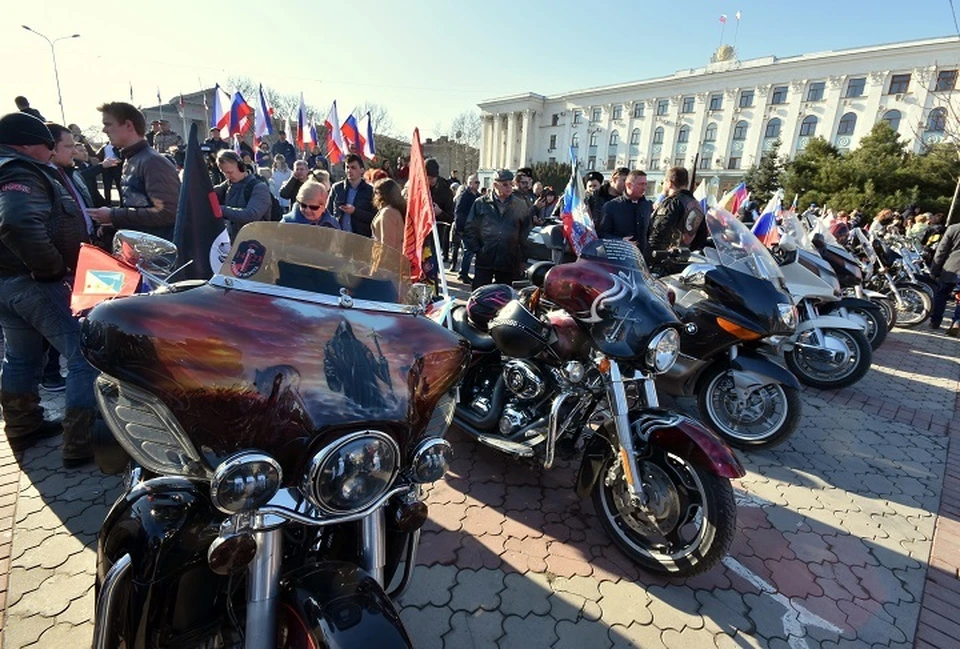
[794,315,864,333]
[827,297,880,314]
[575,411,745,499]
[281,561,413,649]
[862,289,889,300]
[730,351,801,390]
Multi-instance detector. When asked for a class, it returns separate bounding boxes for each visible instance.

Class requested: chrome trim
[388,527,421,600]
[209,274,416,314]
[301,430,400,515]
[245,520,282,649]
[544,391,577,469]
[410,438,453,483]
[256,485,412,529]
[93,553,132,649]
[209,452,283,515]
[362,508,386,587]
[607,360,644,501]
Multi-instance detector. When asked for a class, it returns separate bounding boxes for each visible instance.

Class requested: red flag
[402,128,435,281]
[71,244,142,315]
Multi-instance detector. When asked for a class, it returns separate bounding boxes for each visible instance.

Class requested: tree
[531,161,572,193]
[224,76,325,138]
[743,139,785,205]
[449,111,482,149]
[351,102,395,138]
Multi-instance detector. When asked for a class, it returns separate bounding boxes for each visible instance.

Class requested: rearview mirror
[113,230,178,277]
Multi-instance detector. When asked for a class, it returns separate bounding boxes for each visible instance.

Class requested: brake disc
[609,460,681,538]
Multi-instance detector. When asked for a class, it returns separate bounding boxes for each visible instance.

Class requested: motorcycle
[849,227,931,328]
[449,237,744,576]
[657,208,802,449]
[85,224,469,649]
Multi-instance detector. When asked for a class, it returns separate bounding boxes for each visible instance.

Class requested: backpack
[243,175,284,222]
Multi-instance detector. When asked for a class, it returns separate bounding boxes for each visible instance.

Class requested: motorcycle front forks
[605,360,656,505]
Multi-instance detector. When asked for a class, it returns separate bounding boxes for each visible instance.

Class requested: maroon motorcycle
[447,238,744,576]
[84,225,468,648]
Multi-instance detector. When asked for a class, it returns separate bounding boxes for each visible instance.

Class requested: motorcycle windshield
[580,238,671,305]
[705,207,784,282]
[218,222,411,304]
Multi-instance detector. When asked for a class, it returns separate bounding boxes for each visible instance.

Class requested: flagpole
[719,16,726,49]
[158,89,164,122]
[733,13,741,50]
[430,217,451,300]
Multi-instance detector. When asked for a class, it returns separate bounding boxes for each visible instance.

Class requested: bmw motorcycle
[85,224,468,649]
[448,238,744,576]
[657,208,802,449]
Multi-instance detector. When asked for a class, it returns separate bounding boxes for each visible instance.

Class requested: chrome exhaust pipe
[93,553,132,649]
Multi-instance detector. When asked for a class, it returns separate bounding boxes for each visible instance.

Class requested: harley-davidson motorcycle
[448,238,744,576]
[84,224,468,649]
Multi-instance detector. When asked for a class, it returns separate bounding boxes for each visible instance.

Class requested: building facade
[477,36,960,190]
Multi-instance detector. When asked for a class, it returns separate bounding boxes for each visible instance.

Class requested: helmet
[488,300,553,359]
[466,284,516,332]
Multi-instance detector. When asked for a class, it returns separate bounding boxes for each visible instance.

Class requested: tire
[697,364,802,449]
[844,304,888,350]
[785,327,872,390]
[592,445,737,576]
[892,284,931,328]
[914,276,937,300]
[869,296,897,330]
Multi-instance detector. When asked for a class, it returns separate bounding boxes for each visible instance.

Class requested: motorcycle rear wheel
[591,447,736,576]
[869,296,897,329]
[697,365,801,449]
[785,327,871,390]
[892,284,931,328]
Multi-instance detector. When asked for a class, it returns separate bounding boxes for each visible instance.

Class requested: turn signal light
[716,317,763,341]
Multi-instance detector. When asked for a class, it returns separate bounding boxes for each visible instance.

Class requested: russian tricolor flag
[325,101,346,164]
[210,84,231,137]
[340,113,362,155]
[720,181,749,216]
[296,93,308,150]
[561,155,597,256]
[229,92,253,136]
[253,84,273,146]
[359,111,376,160]
[752,192,782,246]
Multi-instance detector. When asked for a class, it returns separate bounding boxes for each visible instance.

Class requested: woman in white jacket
[270,155,293,209]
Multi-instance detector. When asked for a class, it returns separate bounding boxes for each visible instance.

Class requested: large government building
[476,36,959,190]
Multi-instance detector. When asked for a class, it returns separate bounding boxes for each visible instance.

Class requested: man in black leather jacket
[648,166,706,264]
[598,170,652,254]
[0,113,98,464]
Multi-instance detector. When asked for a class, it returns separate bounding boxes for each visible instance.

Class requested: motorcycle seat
[451,305,497,352]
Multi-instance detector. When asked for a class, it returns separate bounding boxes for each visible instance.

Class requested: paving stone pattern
[1,319,958,648]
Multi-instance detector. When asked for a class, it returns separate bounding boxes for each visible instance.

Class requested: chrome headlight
[778,304,798,330]
[210,452,282,514]
[95,375,207,478]
[302,431,399,514]
[646,328,680,374]
[411,438,453,483]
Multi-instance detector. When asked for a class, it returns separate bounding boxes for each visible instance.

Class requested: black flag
[173,123,229,279]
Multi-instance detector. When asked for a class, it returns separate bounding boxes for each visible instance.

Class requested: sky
[3,0,958,141]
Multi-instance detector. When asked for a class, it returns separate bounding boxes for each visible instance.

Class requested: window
[587,156,596,170]
[571,133,579,148]
[652,127,664,144]
[549,134,558,149]
[837,112,857,136]
[739,90,755,108]
[771,85,788,104]
[881,109,901,131]
[674,157,685,167]
[799,115,818,136]
[549,157,556,164]
[589,132,598,147]
[656,99,669,116]
[591,107,601,122]
[765,118,782,139]
[628,158,637,168]
[888,74,911,94]
[733,120,748,140]
[709,94,723,111]
[609,130,619,146]
[927,108,947,132]
[806,81,825,102]
[936,70,958,91]
[846,77,866,98]
[682,96,695,113]
[677,126,690,144]
[633,103,644,118]
[728,157,741,170]
[649,159,660,170]
[573,110,582,125]
[630,128,641,145]
[551,114,559,126]
[607,155,617,169]
[613,105,623,120]
[699,157,711,170]
[704,123,718,142]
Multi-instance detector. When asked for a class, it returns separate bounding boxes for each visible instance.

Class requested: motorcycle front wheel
[844,303,888,350]
[892,283,931,328]
[785,327,872,390]
[591,447,736,576]
[697,365,801,449]
[869,296,897,329]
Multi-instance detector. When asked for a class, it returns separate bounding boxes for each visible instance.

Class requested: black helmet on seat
[466,284,516,332]
[488,300,553,359]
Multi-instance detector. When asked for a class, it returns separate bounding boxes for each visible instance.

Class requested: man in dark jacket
[14,96,44,121]
[930,222,960,334]
[454,174,480,281]
[598,170,652,253]
[463,169,535,289]
[0,113,98,464]
[426,158,455,261]
[648,166,706,265]
[327,154,376,236]
[88,102,181,241]
[271,130,297,169]
[591,167,628,220]
[214,150,273,240]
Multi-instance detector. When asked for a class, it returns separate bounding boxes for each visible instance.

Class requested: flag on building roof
[210,84,231,137]
[340,113,362,155]
[735,10,741,21]
[719,14,727,24]
[359,111,377,160]
[296,93,308,150]
[752,191,782,246]
[253,84,274,145]
[561,157,597,256]
[403,128,436,281]
[229,92,253,135]
[324,101,346,165]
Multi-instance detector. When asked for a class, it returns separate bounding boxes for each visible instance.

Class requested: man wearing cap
[146,120,161,147]
[425,158,455,262]
[154,119,184,154]
[583,171,605,222]
[88,102,181,241]
[463,169,535,289]
[0,113,98,464]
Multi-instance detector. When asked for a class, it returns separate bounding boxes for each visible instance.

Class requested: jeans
[0,275,97,410]
[931,276,960,327]
[460,244,475,279]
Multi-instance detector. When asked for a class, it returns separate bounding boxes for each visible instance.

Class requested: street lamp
[22,25,80,124]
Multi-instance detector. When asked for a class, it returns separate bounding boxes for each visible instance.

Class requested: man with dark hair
[929,221,960,334]
[14,96,44,121]
[648,166,706,262]
[454,174,481,282]
[592,167,628,219]
[271,130,297,169]
[425,158,455,261]
[514,167,536,204]
[327,153,375,236]
[598,170,651,251]
[154,119,184,154]
[0,113,98,464]
[88,102,181,241]
[146,120,161,147]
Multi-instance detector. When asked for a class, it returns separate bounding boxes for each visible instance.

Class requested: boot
[62,407,95,468]
[1,392,62,452]
[946,321,960,338]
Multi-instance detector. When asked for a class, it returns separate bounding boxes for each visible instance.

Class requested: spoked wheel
[785,327,872,390]
[892,284,931,328]
[697,365,801,449]
[844,304,888,350]
[592,446,736,576]
[869,297,897,329]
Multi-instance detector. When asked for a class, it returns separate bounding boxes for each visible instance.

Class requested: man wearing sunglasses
[282,180,340,229]
[0,113,99,463]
